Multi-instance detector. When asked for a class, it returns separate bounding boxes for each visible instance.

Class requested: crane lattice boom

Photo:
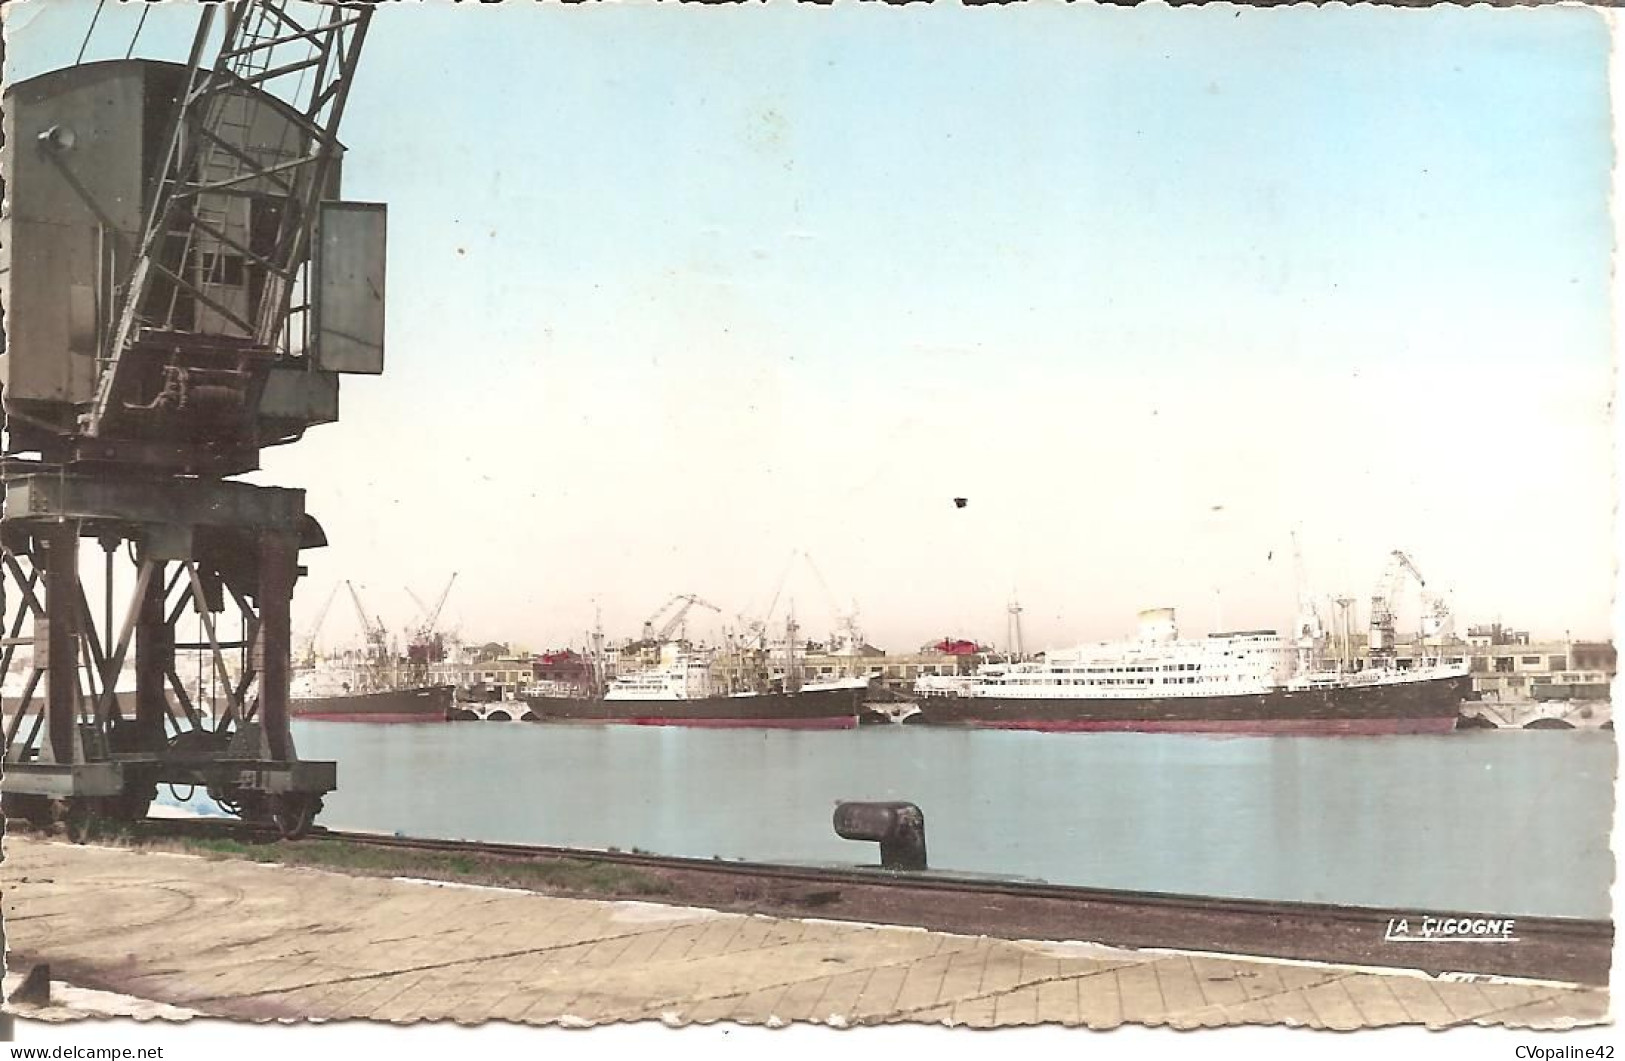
[420,574,458,639]
[88,0,374,448]
[641,594,722,643]
[299,582,341,663]
[344,580,387,653]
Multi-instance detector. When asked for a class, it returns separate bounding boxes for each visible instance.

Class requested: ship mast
[589,603,605,696]
[785,606,801,695]
[1333,597,1357,672]
[1290,533,1322,676]
[1006,592,1025,662]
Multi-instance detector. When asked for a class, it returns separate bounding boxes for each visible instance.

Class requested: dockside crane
[420,574,458,640]
[298,583,342,668]
[345,581,391,661]
[731,551,799,653]
[1288,532,1327,675]
[0,0,382,839]
[640,596,682,641]
[404,574,457,639]
[640,594,722,644]
[1368,551,1409,662]
[404,574,457,666]
[1368,549,1452,662]
[405,587,431,628]
[802,551,864,655]
[1289,533,1323,640]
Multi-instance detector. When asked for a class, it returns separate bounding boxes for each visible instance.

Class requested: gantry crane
[0,0,381,839]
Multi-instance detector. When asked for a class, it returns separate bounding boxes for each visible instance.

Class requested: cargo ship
[522,640,870,729]
[290,659,453,723]
[912,608,1471,734]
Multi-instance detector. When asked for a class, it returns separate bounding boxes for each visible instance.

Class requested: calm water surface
[163,724,1614,919]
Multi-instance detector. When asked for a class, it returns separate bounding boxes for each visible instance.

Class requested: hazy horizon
[6,1,1615,657]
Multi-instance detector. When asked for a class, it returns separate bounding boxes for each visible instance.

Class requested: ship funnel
[1137,608,1178,644]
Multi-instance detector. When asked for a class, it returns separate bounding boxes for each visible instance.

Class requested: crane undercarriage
[0,472,333,839]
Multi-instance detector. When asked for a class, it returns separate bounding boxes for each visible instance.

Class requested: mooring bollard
[833,800,927,871]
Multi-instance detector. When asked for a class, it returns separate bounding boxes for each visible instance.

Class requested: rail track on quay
[58,815,1613,988]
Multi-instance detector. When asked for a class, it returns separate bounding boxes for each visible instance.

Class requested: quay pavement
[2,838,1608,1029]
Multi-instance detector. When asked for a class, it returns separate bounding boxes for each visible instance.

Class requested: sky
[4,1,1616,656]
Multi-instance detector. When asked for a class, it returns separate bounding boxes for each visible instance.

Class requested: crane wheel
[271,794,320,841]
[63,798,103,844]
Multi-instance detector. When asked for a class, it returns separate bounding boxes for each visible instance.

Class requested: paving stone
[1116,960,1171,1025]
[850,963,910,1022]
[1153,954,1212,1016]
[948,993,999,1028]
[930,944,991,1006]
[1,837,1606,1031]
[1381,973,1465,1027]
[770,972,836,1021]
[991,982,1042,1025]
[1033,973,1082,1025]
[1337,973,1413,1027]
[1074,966,1128,1028]
[1299,977,1369,1030]
[723,982,792,1025]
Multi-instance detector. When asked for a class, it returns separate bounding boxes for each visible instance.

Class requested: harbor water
[163,724,1615,919]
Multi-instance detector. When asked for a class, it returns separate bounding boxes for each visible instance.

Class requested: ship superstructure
[524,634,869,728]
[915,608,1471,734]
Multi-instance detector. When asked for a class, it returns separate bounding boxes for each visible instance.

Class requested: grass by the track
[61,826,681,900]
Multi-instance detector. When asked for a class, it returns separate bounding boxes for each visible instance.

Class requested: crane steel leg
[43,523,82,767]
[257,531,296,763]
[133,562,171,753]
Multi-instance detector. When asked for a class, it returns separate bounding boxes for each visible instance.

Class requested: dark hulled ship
[290,654,453,723]
[522,641,868,729]
[911,608,1471,735]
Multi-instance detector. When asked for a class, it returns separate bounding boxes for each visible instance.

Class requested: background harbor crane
[640,593,723,644]
[344,580,392,661]
[404,573,457,670]
[1368,549,1453,664]
[297,583,341,668]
